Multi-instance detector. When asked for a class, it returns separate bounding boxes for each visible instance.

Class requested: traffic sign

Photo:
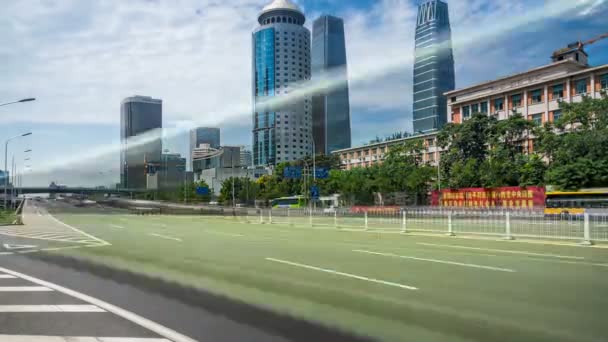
[314,168,329,179]
[311,185,320,200]
[283,166,303,179]
[196,186,210,196]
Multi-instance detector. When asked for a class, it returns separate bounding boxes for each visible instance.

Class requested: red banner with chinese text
[431,186,545,208]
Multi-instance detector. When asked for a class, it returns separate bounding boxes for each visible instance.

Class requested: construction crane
[552,33,608,64]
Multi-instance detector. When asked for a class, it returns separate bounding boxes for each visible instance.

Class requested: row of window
[262,16,303,25]
[458,74,608,116]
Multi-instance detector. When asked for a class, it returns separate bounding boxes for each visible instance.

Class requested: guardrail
[222,207,608,245]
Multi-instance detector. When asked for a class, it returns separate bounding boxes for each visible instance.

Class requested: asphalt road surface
[0,200,300,342]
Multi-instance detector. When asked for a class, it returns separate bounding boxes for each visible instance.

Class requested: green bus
[271,196,306,209]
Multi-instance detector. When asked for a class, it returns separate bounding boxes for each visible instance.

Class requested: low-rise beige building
[334,49,608,169]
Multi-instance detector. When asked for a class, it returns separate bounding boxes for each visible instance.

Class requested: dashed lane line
[0,286,53,292]
[0,266,197,342]
[266,257,418,290]
[416,242,585,260]
[353,249,516,273]
[148,233,182,242]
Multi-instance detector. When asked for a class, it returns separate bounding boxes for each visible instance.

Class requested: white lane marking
[0,286,53,292]
[266,257,418,290]
[0,274,17,279]
[45,212,110,246]
[3,244,37,250]
[354,250,516,273]
[148,233,182,242]
[204,231,245,238]
[0,305,105,313]
[0,266,197,342]
[526,257,608,268]
[110,224,125,229]
[417,242,585,260]
[0,336,172,342]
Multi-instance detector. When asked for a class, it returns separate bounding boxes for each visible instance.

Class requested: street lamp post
[4,133,32,209]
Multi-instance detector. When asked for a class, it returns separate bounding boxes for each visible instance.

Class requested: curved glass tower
[413,0,455,133]
[252,0,312,166]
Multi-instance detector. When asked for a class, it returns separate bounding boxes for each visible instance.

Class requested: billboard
[431,186,545,208]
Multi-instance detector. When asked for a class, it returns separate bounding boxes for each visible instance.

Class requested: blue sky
[1,0,607,186]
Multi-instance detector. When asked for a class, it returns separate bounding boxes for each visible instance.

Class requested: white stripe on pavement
[148,233,182,242]
[0,305,105,313]
[0,336,172,342]
[0,274,17,279]
[266,257,418,290]
[0,266,197,342]
[0,286,53,292]
[416,242,585,260]
[353,250,516,273]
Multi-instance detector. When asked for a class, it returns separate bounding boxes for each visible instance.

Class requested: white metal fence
[222,207,608,244]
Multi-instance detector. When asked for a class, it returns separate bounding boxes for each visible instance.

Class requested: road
[0,200,298,342]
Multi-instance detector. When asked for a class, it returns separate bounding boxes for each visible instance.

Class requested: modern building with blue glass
[252,0,312,166]
[120,95,162,189]
[413,0,455,133]
[311,15,351,155]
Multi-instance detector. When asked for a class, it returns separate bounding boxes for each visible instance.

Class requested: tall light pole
[0,98,36,107]
[4,133,32,209]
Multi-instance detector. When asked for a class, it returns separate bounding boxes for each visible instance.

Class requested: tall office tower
[120,95,162,189]
[413,0,455,133]
[252,0,312,166]
[311,15,351,155]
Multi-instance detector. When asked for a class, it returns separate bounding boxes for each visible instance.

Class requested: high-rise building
[252,0,312,166]
[190,127,220,171]
[120,95,162,189]
[312,15,351,155]
[413,0,455,133]
[159,152,187,190]
[238,146,253,168]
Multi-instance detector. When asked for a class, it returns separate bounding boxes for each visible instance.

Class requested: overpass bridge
[11,187,149,195]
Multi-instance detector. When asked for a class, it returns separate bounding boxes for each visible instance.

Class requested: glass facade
[413,0,455,133]
[311,15,351,154]
[120,96,162,189]
[190,127,220,150]
[252,2,311,166]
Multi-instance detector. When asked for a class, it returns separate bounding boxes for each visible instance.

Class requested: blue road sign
[283,166,303,179]
[314,168,329,179]
[311,185,320,200]
[196,186,210,196]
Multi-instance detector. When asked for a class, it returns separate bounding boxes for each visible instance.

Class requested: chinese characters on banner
[431,186,545,208]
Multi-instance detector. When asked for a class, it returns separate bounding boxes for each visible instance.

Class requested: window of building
[530,113,542,125]
[471,103,479,114]
[494,98,504,111]
[462,106,470,118]
[601,74,608,89]
[530,89,542,104]
[575,78,588,94]
[552,84,564,99]
[480,101,488,113]
[553,110,562,122]
[511,94,522,108]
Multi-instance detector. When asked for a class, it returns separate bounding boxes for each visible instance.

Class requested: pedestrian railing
[221,207,608,245]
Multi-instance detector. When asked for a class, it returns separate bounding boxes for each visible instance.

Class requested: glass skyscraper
[252,0,312,166]
[120,95,162,189]
[413,0,455,133]
[312,15,351,155]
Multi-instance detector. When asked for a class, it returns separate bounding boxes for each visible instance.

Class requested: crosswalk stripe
[0,286,53,292]
[0,336,172,342]
[0,305,105,312]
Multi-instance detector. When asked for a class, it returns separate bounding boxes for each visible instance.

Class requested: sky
[1,0,607,186]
